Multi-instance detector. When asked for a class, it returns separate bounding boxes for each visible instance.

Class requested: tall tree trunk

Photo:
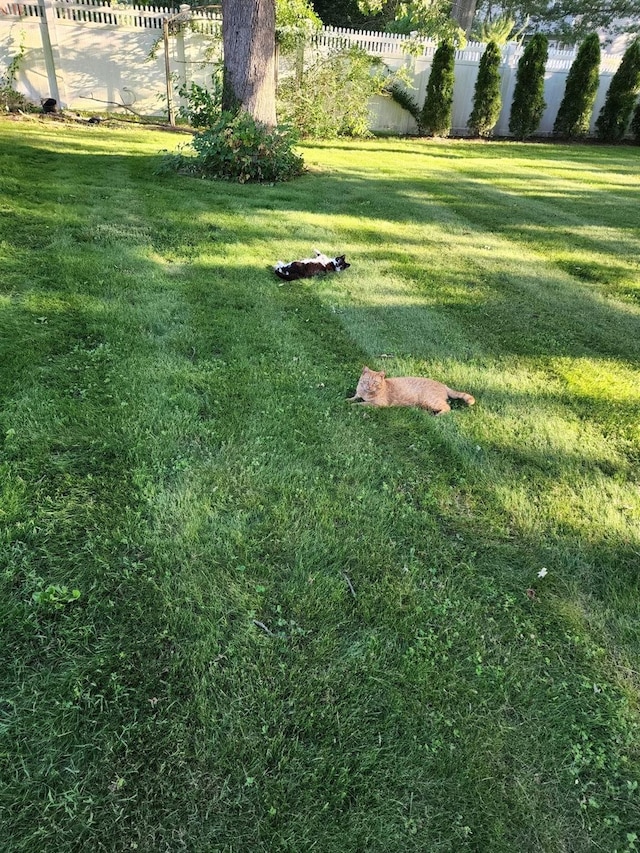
[221,0,277,127]
[451,0,477,35]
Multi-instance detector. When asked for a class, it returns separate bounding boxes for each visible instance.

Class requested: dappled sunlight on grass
[495,475,639,551]
[474,403,634,488]
[19,291,105,315]
[552,356,640,405]
[515,220,640,257]
[0,123,185,158]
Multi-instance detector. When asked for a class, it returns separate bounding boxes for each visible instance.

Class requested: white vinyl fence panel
[0,1,625,136]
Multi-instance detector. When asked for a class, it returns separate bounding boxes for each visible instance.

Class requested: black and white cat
[274,250,350,282]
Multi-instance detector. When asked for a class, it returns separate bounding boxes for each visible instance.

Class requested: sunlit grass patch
[556,356,640,404]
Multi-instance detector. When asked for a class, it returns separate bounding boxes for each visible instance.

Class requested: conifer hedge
[421,41,456,137]
[596,39,640,142]
[509,33,549,140]
[553,33,601,138]
[632,98,640,143]
[468,40,503,137]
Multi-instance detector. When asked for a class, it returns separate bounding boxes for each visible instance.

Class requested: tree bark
[450,0,478,35]
[221,0,277,127]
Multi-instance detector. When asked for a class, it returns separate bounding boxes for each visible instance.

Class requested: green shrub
[0,81,33,113]
[553,34,601,138]
[509,33,548,140]
[468,40,502,137]
[631,97,640,143]
[177,66,223,128]
[596,39,640,142]
[277,46,387,138]
[421,40,456,137]
[165,111,304,183]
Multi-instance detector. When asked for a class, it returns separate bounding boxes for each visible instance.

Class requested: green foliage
[278,46,387,138]
[475,0,640,44]
[631,96,640,143]
[32,584,81,610]
[596,39,640,142]
[468,40,503,137]
[0,81,32,113]
[553,34,601,138]
[166,111,304,182]
[472,14,518,45]
[420,40,456,136]
[276,0,322,52]
[509,33,548,139]
[358,0,466,45]
[386,81,423,130]
[310,0,375,27]
[177,65,223,128]
[0,35,34,112]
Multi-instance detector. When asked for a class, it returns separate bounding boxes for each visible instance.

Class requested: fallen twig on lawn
[343,572,356,598]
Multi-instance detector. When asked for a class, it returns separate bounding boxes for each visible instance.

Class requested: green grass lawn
[1,118,639,852]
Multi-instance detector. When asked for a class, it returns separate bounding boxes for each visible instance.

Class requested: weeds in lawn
[0,120,639,852]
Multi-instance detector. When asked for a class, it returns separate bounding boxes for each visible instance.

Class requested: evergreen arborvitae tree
[421,41,456,137]
[509,33,549,140]
[468,40,503,137]
[631,97,640,143]
[596,39,640,142]
[553,33,601,138]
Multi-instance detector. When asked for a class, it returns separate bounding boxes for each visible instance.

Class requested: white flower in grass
[537,567,548,579]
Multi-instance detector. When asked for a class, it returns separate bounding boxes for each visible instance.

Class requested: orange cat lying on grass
[349,366,475,415]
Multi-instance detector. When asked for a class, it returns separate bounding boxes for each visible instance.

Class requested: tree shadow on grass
[3,136,639,524]
[3,137,640,372]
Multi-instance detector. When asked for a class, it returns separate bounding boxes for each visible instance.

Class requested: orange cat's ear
[380,371,386,378]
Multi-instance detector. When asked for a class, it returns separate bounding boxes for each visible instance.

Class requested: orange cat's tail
[446,387,475,406]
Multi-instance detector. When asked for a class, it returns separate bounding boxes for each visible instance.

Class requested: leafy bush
[420,40,456,137]
[553,34,601,138]
[277,46,387,138]
[509,33,548,139]
[177,65,223,128]
[631,97,640,143]
[468,40,502,137]
[164,111,304,183]
[596,39,640,142]
[0,82,33,113]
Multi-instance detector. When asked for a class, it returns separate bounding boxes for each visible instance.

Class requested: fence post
[39,0,69,106]
[175,4,190,117]
[163,18,175,125]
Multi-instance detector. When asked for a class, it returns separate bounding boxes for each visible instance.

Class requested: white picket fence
[314,25,623,135]
[0,0,625,135]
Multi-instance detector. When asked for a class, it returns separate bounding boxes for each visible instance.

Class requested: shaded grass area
[1,121,639,852]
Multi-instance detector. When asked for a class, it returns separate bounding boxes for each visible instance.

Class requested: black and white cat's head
[331,254,350,273]
[274,249,350,281]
